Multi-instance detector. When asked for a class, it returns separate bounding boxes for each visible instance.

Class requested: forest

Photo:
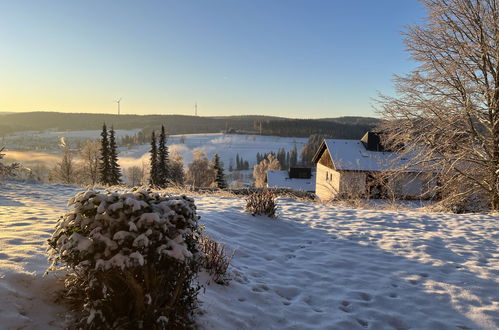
[0,112,380,139]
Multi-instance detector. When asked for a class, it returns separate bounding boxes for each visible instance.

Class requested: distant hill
[0,112,381,139]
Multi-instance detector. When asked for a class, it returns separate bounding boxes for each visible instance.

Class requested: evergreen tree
[99,123,112,185]
[290,144,298,167]
[212,153,227,189]
[157,125,170,187]
[235,154,240,170]
[108,127,122,185]
[149,131,158,186]
[277,148,286,168]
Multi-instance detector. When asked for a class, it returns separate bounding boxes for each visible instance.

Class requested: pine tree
[212,153,227,189]
[277,148,286,169]
[149,131,158,186]
[99,123,112,185]
[290,144,298,167]
[235,154,240,170]
[156,125,170,187]
[108,127,122,185]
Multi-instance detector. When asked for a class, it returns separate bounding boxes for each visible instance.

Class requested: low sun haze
[0,0,425,118]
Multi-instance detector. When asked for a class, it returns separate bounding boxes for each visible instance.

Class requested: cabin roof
[312,138,419,172]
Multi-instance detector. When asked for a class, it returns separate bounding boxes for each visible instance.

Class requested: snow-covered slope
[0,182,80,329]
[0,181,497,329]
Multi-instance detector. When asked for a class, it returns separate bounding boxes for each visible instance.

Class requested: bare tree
[185,151,215,188]
[52,146,76,184]
[253,153,281,188]
[126,166,144,187]
[0,147,20,180]
[80,140,101,185]
[378,0,499,210]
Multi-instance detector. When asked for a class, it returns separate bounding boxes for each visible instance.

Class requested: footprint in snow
[252,284,270,293]
[356,318,369,328]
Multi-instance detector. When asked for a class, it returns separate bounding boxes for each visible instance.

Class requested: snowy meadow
[0,181,497,329]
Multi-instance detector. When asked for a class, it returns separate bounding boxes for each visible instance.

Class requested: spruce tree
[99,123,112,185]
[157,125,170,187]
[290,144,298,167]
[212,153,227,189]
[149,131,158,186]
[108,127,122,185]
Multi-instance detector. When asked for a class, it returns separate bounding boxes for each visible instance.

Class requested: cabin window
[326,172,329,181]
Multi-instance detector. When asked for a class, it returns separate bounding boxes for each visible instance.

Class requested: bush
[245,189,277,217]
[199,234,234,285]
[47,189,202,329]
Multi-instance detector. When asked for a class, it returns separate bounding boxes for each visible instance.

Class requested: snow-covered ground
[0,181,498,329]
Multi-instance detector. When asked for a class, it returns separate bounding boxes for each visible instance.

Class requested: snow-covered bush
[245,189,277,217]
[47,189,202,329]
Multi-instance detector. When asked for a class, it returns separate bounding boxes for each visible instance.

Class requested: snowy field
[119,133,307,170]
[0,181,498,329]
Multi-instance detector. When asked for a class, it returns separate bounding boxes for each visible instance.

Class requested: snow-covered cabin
[267,167,316,192]
[312,132,435,201]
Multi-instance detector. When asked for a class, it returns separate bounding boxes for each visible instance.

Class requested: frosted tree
[53,145,76,184]
[169,151,185,186]
[378,0,499,210]
[0,147,20,180]
[253,153,281,188]
[79,140,100,185]
[126,166,144,187]
[186,151,215,188]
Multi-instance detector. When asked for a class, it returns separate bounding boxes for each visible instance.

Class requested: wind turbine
[116,98,122,115]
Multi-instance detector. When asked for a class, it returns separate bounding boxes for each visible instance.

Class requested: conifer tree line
[255,145,298,170]
[99,123,122,186]
[234,154,250,171]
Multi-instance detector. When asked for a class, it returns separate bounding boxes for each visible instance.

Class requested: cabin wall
[339,171,367,196]
[393,173,437,199]
[316,163,341,201]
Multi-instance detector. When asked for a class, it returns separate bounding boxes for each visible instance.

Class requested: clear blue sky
[0,0,425,118]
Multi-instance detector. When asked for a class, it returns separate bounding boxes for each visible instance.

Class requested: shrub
[47,189,202,329]
[199,234,234,285]
[245,189,277,217]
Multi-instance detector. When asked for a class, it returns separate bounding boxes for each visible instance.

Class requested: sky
[0,0,426,118]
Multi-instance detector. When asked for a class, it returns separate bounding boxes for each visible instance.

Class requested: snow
[267,170,316,192]
[119,133,307,172]
[0,181,498,329]
[325,139,417,172]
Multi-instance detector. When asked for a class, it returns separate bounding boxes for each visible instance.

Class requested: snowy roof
[267,170,316,192]
[318,139,417,172]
